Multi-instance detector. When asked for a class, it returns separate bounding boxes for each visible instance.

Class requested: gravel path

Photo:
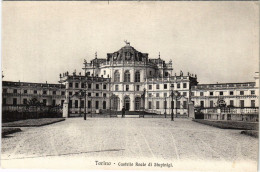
[1,118,258,171]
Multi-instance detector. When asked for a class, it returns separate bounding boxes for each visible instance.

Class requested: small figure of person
[122,106,125,118]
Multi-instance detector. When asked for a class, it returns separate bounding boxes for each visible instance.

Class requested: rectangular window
[240,100,244,108]
[34,90,37,94]
[149,85,152,90]
[251,90,255,95]
[61,91,65,95]
[96,84,99,89]
[183,92,187,96]
[156,84,159,89]
[103,93,106,98]
[96,93,99,97]
[149,93,152,97]
[24,90,27,94]
[164,101,167,109]
[3,89,7,93]
[75,83,79,88]
[230,100,234,106]
[75,100,78,108]
[52,99,56,106]
[53,91,56,95]
[103,101,106,109]
[88,92,91,97]
[164,84,167,89]
[136,85,140,91]
[61,100,65,106]
[88,84,91,89]
[156,101,160,109]
[177,101,180,109]
[69,83,73,88]
[126,85,129,91]
[69,100,72,108]
[210,92,213,96]
[43,99,47,105]
[183,101,187,109]
[220,91,223,96]
[230,91,234,95]
[104,70,106,75]
[251,100,255,107]
[210,101,213,108]
[80,100,84,107]
[23,99,27,105]
[80,92,84,96]
[148,101,152,109]
[191,92,194,96]
[103,84,107,89]
[88,101,91,108]
[164,93,167,97]
[200,92,204,96]
[96,101,99,109]
[69,92,72,96]
[81,83,85,88]
[43,90,47,95]
[177,83,180,89]
[183,83,187,88]
[3,98,6,105]
[200,101,204,107]
[13,89,17,94]
[156,93,159,97]
[115,85,119,91]
[240,91,244,95]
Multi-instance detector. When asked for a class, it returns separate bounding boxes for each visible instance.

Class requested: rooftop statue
[124,40,130,46]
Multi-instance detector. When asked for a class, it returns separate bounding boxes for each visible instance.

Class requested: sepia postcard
[1,1,259,172]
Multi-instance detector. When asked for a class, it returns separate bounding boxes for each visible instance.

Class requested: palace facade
[2,43,259,120]
[60,42,198,117]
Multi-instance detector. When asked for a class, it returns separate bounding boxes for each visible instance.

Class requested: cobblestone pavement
[1,118,258,171]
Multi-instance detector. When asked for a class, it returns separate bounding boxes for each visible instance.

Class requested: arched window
[135,71,140,82]
[135,97,141,110]
[114,71,120,82]
[124,70,130,82]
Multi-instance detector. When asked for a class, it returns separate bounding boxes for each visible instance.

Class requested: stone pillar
[188,102,195,118]
[130,93,135,111]
[63,103,69,118]
[119,93,124,111]
[63,82,70,118]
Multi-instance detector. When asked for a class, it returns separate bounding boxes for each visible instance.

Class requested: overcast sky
[2,1,259,84]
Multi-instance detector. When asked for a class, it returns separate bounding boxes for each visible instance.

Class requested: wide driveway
[1,118,258,171]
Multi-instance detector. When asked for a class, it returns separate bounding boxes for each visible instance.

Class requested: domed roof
[107,42,148,62]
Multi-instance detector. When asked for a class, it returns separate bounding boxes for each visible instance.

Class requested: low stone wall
[203,113,258,122]
[193,119,258,130]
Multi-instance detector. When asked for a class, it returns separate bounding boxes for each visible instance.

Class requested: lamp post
[141,88,146,118]
[170,84,182,121]
[170,84,174,121]
[164,97,167,118]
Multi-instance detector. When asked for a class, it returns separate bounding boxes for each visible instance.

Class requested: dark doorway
[124,96,130,111]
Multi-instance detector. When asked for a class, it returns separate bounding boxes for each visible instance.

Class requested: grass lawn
[2,128,22,137]
[2,118,65,127]
[193,119,258,130]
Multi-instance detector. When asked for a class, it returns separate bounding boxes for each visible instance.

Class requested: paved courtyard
[1,118,258,171]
